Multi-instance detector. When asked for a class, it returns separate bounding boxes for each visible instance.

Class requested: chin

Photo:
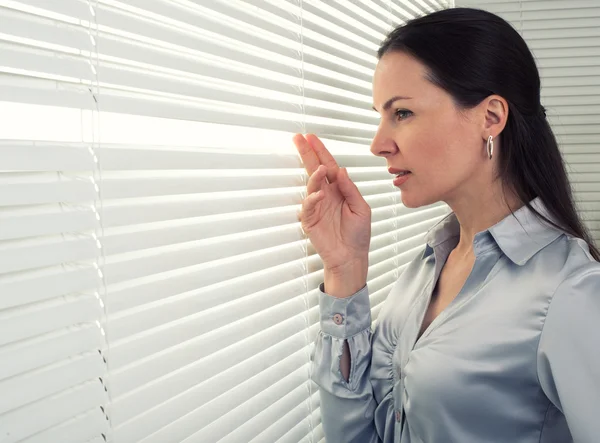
[400,191,438,209]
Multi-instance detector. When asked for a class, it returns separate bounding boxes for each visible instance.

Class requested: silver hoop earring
[487,135,494,160]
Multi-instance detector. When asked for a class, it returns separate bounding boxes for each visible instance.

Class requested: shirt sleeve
[537,264,600,443]
[311,282,381,443]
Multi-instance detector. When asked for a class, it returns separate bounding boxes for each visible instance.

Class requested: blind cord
[86,1,113,439]
[299,1,316,441]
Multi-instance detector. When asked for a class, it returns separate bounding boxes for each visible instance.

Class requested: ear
[482,95,509,139]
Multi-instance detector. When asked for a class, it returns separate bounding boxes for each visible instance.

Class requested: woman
[294,7,600,443]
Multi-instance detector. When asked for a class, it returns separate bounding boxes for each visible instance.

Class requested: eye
[394,109,413,121]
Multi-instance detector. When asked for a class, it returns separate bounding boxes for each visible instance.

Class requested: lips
[393,173,411,187]
[388,167,411,176]
[389,167,412,187]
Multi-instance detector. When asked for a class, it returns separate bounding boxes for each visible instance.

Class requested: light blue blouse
[312,197,600,443]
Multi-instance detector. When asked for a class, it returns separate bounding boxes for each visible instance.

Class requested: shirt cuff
[319,282,371,339]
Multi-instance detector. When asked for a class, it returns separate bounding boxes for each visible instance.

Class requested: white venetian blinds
[0,1,110,443]
[0,1,451,443]
[457,0,600,244]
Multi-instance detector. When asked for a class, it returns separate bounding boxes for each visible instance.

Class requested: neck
[446,182,523,256]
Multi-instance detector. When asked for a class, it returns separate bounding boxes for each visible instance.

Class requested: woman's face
[371,51,488,208]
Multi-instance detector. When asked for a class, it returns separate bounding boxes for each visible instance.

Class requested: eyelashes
[373,109,413,123]
[394,109,413,121]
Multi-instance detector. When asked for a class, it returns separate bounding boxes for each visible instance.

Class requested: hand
[294,134,372,278]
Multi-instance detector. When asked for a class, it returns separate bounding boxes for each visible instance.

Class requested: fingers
[300,165,327,231]
[293,134,320,176]
[336,167,371,216]
[307,164,327,195]
[293,133,340,185]
[297,189,325,229]
[305,134,340,184]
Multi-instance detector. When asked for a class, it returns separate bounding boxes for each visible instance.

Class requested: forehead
[373,52,428,90]
[372,52,440,106]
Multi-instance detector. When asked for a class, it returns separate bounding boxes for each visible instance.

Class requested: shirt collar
[422,197,563,266]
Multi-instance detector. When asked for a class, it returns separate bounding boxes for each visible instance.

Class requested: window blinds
[0,1,451,443]
[0,1,110,443]
[457,0,600,245]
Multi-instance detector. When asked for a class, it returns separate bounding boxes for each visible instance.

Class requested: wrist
[323,258,368,298]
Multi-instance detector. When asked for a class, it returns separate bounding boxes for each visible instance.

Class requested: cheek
[408,126,452,172]
[409,122,478,188]
[429,115,476,163]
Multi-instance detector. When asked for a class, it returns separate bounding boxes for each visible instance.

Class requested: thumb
[336,168,369,215]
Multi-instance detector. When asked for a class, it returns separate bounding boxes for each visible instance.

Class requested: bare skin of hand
[294,133,371,296]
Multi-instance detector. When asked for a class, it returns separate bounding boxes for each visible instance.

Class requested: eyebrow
[372,96,413,113]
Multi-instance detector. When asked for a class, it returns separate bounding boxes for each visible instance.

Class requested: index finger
[306,134,340,184]
[293,133,321,175]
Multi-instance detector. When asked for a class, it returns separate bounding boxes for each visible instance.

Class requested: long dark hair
[378,7,600,261]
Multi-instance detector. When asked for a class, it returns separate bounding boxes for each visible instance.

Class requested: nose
[370,124,398,158]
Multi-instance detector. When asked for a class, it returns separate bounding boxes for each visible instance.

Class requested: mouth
[388,168,412,177]
[389,168,412,186]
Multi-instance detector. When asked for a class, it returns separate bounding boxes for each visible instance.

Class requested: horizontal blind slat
[0,351,105,415]
[0,175,98,206]
[0,143,97,170]
[186,367,313,443]
[108,276,306,341]
[113,340,312,442]
[0,380,108,443]
[298,1,384,46]
[220,390,319,443]
[0,295,103,345]
[98,173,391,201]
[0,235,100,274]
[108,292,313,374]
[0,266,101,309]
[110,316,313,429]
[0,206,99,241]
[0,324,104,380]
[270,406,321,443]
[19,408,109,443]
[101,207,300,256]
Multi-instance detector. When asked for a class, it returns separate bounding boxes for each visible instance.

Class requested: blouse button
[395,410,401,422]
[332,313,344,325]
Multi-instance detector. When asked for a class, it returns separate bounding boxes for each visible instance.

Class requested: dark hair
[378,7,600,261]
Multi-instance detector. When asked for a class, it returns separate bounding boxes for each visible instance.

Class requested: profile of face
[371,51,499,209]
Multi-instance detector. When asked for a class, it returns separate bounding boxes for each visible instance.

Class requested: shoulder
[531,233,599,284]
[541,235,600,336]
[536,237,600,419]
[548,255,600,314]
[555,234,597,265]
